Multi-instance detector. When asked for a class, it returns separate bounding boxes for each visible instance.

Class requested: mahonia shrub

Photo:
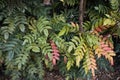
[0,0,120,80]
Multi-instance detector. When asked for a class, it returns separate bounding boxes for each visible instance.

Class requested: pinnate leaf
[50,40,60,65]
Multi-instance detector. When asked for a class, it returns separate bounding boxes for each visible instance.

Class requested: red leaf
[95,27,102,32]
[101,44,108,48]
[53,56,60,60]
[52,58,56,65]
[103,47,112,51]
[52,50,59,53]
[50,40,60,65]
[52,53,60,56]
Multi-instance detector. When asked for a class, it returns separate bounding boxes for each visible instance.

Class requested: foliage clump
[0,0,120,80]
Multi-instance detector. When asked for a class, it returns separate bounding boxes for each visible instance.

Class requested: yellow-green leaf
[76,56,80,67]
[58,26,66,36]
[103,19,111,25]
[66,59,74,70]
[103,19,115,26]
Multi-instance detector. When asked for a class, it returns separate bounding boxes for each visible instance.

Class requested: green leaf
[45,59,49,66]
[68,45,73,53]
[7,50,14,61]
[32,46,40,52]
[47,53,52,60]
[4,32,9,40]
[19,24,25,32]
[18,63,22,70]
[43,29,48,37]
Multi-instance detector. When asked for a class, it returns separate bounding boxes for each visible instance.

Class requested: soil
[0,63,120,80]
[44,70,65,80]
[0,68,120,80]
[44,65,120,80]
